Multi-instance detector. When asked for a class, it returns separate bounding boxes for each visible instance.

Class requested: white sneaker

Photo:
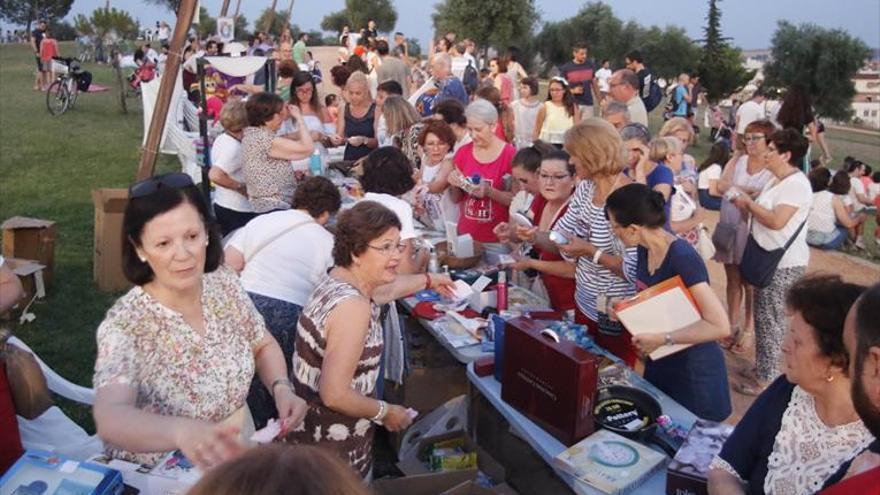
[854,237,866,250]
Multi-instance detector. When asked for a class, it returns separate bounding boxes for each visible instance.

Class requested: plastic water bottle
[427,247,440,274]
[309,149,322,176]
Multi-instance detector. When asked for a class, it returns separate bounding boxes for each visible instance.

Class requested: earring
[205,239,209,246]
[826,374,835,383]
[139,256,147,263]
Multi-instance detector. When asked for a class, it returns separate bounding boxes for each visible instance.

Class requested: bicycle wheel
[46,80,69,115]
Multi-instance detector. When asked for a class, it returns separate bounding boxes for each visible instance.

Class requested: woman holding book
[605,183,732,421]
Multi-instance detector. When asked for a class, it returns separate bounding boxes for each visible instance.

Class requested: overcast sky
[21,0,880,50]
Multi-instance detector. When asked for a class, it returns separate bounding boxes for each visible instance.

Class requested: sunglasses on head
[551,76,569,87]
[129,173,194,199]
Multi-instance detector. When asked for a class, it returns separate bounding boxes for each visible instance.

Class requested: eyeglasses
[368,241,406,256]
[539,173,571,182]
[129,173,194,199]
[743,134,765,143]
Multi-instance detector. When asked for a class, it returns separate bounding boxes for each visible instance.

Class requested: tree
[764,21,870,121]
[49,19,76,40]
[233,14,250,39]
[0,0,74,32]
[144,0,181,13]
[697,0,753,102]
[534,2,699,78]
[322,0,397,34]
[90,7,139,40]
[73,13,93,36]
[196,6,216,39]
[255,8,286,36]
[432,0,537,54]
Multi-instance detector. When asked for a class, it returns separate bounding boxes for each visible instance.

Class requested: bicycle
[46,57,82,116]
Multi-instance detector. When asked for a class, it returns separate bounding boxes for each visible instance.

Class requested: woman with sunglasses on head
[288,201,454,479]
[728,128,813,397]
[495,149,578,313]
[533,77,580,148]
[605,183,732,421]
[279,71,335,149]
[242,93,315,214]
[92,173,308,471]
[714,119,776,355]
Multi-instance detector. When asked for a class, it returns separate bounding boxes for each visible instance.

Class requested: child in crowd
[510,76,542,149]
[325,94,339,125]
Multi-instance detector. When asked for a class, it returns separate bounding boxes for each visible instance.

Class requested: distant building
[852,71,880,129]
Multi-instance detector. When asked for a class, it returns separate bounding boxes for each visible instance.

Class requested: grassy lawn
[0,42,178,430]
[1,43,876,435]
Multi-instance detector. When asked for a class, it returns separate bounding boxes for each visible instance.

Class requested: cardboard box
[442,480,496,495]
[1,217,56,287]
[372,469,478,495]
[397,395,468,460]
[91,189,130,292]
[1,258,46,320]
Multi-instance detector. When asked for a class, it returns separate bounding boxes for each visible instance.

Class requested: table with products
[466,360,698,495]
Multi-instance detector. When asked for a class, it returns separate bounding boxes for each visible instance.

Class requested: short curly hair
[419,120,457,149]
[292,176,342,218]
[360,147,416,197]
[332,201,402,267]
[786,274,866,374]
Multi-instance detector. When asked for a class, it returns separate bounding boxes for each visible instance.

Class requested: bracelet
[425,273,432,290]
[664,333,675,346]
[371,400,388,424]
[270,378,295,398]
[592,248,604,265]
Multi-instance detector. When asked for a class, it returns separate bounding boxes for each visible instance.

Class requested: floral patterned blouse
[93,267,267,467]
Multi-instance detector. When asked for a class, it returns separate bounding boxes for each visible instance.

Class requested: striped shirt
[552,180,636,321]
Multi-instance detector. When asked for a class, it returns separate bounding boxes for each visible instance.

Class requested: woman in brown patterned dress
[289,201,453,478]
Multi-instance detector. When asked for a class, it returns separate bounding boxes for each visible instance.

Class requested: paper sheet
[615,284,700,360]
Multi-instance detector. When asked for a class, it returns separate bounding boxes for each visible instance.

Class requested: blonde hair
[563,118,625,177]
[648,136,682,162]
[219,99,248,133]
[659,117,694,145]
[345,70,369,91]
[382,95,421,135]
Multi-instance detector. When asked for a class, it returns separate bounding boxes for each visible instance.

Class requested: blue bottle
[309,150,322,176]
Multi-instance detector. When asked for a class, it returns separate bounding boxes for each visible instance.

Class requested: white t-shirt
[808,191,838,235]
[752,172,811,269]
[363,192,417,240]
[698,164,722,190]
[228,209,333,306]
[849,177,867,212]
[736,100,766,134]
[211,133,253,212]
[450,55,469,80]
[596,67,612,92]
[510,99,542,148]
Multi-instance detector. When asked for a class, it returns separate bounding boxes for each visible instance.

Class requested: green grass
[0,42,178,431]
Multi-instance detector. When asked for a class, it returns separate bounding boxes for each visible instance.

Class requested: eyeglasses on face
[744,134,765,143]
[367,241,406,256]
[129,173,194,199]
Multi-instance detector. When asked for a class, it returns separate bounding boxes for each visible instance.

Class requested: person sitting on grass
[807,168,865,251]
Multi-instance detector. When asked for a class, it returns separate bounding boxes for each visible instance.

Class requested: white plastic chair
[8,336,103,461]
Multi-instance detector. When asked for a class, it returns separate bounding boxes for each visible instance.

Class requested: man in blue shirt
[672,73,692,118]
[428,52,468,115]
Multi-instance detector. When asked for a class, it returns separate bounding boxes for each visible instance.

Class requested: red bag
[501,317,599,446]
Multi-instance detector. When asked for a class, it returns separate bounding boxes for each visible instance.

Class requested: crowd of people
[3,19,879,495]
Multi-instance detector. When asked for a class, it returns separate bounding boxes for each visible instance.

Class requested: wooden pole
[234,0,242,18]
[136,0,198,181]
[263,0,279,33]
[220,0,231,17]
[285,0,295,26]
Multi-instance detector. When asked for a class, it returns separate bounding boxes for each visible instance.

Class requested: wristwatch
[664,333,675,346]
[270,378,295,398]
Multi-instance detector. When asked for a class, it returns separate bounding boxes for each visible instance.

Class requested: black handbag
[740,219,806,288]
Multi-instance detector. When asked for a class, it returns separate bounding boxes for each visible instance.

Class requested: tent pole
[220,0,231,17]
[136,0,198,180]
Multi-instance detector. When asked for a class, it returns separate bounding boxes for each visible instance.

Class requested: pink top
[39,38,58,62]
[453,141,515,243]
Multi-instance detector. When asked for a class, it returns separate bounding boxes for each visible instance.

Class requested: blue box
[0,450,124,495]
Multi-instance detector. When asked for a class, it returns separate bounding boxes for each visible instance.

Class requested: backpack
[462,60,478,95]
[643,77,663,112]
[76,71,92,92]
[663,85,683,120]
